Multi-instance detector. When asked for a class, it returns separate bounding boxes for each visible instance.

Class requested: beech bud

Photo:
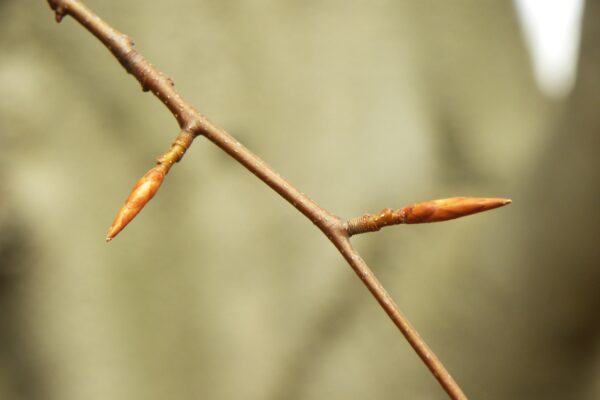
[402,197,511,224]
[106,164,167,241]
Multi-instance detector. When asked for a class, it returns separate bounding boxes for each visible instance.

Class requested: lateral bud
[106,164,168,242]
[401,197,511,224]
[347,197,511,236]
[105,130,194,242]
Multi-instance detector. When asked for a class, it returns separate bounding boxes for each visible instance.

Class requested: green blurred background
[1,1,598,399]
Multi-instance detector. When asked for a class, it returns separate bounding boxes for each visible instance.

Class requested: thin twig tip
[347,196,512,235]
[105,164,167,241]
[403,196,511,224]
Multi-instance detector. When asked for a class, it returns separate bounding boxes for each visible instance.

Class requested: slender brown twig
[106,130,194,241]
[46,1,512,398]
[347,197,511,236]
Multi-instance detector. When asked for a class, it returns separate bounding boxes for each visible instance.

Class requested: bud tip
[104,164,167,243]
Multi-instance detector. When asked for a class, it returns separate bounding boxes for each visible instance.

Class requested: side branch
[347,197,511,236]
[106,130,194,241]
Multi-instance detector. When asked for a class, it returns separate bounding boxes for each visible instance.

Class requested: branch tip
[347,196,511,236]
[403,196,511,224]
[105,131,194,242]
[47,0,67,23]
[105,164,168,242]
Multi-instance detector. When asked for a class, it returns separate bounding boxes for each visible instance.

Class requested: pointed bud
[401,197,511,224]
[106,164,168,241]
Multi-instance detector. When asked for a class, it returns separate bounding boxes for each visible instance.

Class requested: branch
[347,197,511,236]
[107,130,194,241]
[46,1,512,399]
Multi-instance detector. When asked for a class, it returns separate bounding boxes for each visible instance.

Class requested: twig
[107,130,194,241]
[46,1,511,398]
[347,197,511,236]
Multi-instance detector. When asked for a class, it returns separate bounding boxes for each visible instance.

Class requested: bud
[106,164,168,241]
[401,197,511,224]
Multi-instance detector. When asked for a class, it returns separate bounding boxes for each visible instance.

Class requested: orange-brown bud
[346,197,511,235]
[106,164,168,241]
[401,197,511,224]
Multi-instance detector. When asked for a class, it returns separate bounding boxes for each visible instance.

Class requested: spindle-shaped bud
[401,197,511,224]
[106,164,168,241]
[347,197,511,236]
[105,130,193,242]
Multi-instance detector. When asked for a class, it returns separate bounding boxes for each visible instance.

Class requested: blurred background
[1,0,598,399]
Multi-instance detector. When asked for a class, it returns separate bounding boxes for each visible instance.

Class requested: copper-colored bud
[106,164,168,241]
[401,197,511,224]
